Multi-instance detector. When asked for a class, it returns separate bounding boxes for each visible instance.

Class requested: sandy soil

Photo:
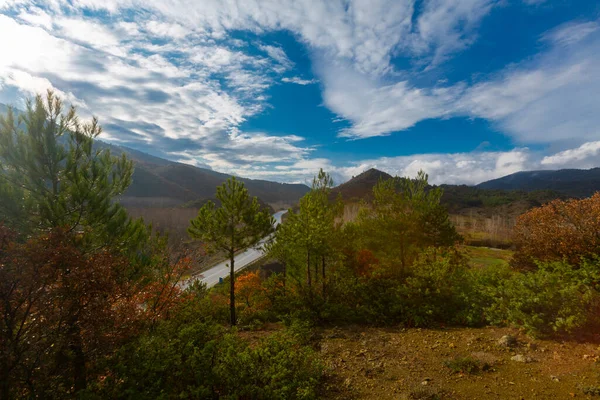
[318,325,600,399]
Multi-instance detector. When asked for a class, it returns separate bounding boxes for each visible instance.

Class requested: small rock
[511,354,534,363]
[498,335,518,348]
[550,375,560,382]
[421,380,429,386]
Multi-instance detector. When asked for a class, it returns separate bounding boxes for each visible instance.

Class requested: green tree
[268,169,341,297]
[0,90,148,251]
[188,177,273,325]
[357,170,460,271]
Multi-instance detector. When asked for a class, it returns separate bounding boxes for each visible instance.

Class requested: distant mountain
[105,143,310,208]
[330,168,392,201]
[476,168,600,198]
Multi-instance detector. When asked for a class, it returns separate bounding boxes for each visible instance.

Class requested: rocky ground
[317,326,600,399]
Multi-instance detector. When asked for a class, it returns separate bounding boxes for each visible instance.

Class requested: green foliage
[440,185,565,213]
[216,330,322,399]
[0,90,148,251]
[93,315,322,400]
[399,250,474,327]
[188,176,274,325]
[267,169,342,297]
[357,171,461,271]
[485,259,600,336]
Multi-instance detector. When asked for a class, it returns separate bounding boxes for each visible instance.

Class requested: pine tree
[268,169,341,296]
[0,90,148,251]
[188,177,273,325]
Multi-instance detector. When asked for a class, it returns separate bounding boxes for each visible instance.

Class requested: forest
[1,93,600,399]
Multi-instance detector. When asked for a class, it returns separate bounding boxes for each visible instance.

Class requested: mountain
[105,143,310,208]
[476,168,600,198]
[330,168,392,201]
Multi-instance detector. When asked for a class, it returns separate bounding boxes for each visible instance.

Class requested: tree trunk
[282,261,286,296]
[229,254,236,326]
[321,255,326,297]
[306,249,311,288]
[69,324,87,394]
[0,366,10,400]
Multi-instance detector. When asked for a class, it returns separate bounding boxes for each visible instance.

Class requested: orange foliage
[235,271,265,308]
[512,193,600,269]
[356,249,380,276]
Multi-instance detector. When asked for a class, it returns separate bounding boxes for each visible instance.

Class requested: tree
[0,90,148,252]
[268,169,341,297]
[0,91,189,397]
[0,227,190,398]
[357,171,460,272]
[512,193,600,270]
[188,177,273,325]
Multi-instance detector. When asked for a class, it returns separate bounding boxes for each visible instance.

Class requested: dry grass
[451,214,515,248]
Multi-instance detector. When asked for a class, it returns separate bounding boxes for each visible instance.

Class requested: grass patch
[464,246,513,269]
[444,356,491,375]
[581,385,600,396]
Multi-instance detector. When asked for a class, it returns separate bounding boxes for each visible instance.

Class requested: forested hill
[330,168,392,201]
[476,168,600,198]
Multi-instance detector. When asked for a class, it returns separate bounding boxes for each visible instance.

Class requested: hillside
[106,143,310,208]
[330,168,392,201]
[476,168,600,198]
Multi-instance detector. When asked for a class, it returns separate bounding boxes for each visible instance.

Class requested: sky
[1,0,599,186]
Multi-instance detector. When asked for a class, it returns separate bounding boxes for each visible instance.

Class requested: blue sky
[1,0,599,185]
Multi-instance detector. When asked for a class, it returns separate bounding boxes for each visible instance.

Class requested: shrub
[90,315,322,399]
[485,260,600,336]
[399,249,473,327]
[215,330,322,399]
[512,193,600,270]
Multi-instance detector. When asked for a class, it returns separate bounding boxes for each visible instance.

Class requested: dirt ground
[317,325,600,399]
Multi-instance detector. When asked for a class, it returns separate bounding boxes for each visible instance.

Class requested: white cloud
[282,76,318,85]
[323,18,600,146]
[258,44,293,72]
[145,20,188,38]
[320,63,461,138]
[541,141,600,168]
[460,20,600,144]
[412,0,497,66]
[17,6,53,29]
[542,20,599,46]
[54,16,126,56]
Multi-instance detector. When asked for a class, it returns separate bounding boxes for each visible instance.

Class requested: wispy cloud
[282,76,318,85]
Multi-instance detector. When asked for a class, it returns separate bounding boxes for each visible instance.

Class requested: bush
[399,249,474,327]
[215,330,322,399]
[485,260,600,336]
[89,313,322,399]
